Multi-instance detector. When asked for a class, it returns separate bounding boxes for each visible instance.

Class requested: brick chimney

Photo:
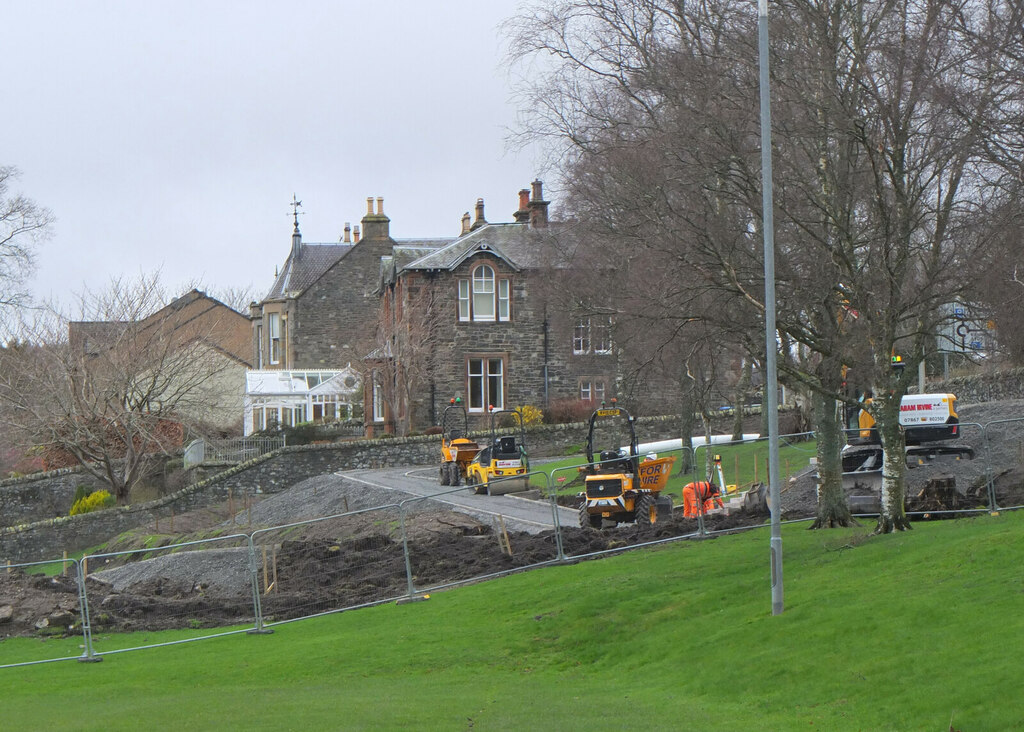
[343,222,351,243]
[529,179,549,228]
[460,211,471,236]
[361,196,390,240]
[471,198,487,230]
[513,188,531,223]
[353,225,361,242]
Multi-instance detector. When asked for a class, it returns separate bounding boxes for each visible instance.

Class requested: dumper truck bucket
[637,456,676,491]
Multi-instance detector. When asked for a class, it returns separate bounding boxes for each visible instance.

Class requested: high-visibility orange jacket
[683,481,723,518]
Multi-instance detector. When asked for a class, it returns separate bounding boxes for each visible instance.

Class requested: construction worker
[683,479,723,518]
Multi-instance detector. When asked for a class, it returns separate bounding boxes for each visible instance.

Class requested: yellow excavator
[439,398,481,486]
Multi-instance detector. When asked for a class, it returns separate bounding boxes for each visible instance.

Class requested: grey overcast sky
[5,1,544,307]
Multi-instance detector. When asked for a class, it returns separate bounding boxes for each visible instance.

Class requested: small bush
[514,405,544,426]
[543,399,594,425]
[70,489,115,516]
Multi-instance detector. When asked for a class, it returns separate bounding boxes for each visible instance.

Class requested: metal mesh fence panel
[251,504,408,626]
[981,418,1024,511]
[0,558,90,668]
[82,534,256,652]
[400,477,565,595]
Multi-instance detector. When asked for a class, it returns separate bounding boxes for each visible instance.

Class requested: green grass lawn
[534,435,818,501]
[3,511,1022,730]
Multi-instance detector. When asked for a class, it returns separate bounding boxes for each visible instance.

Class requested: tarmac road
[339,465,579,534]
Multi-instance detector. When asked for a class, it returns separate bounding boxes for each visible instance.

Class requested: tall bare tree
[508,0,1024,532]
[0,165,52,316]
[0,273,249,502]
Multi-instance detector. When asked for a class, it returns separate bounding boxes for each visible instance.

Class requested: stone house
[248,182,626,435]
[373,181,621,434]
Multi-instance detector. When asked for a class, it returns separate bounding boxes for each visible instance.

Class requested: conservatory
[243,366,362,435]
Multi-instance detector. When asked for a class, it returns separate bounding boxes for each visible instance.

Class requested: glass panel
[574,319,589,354]
[458,279,470,321]
[468,358,484,410]
[498,279,510,321]
[487,358,503,410]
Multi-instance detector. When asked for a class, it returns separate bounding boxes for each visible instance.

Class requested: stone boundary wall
[932,368,1024,405]
[0,411,766,564]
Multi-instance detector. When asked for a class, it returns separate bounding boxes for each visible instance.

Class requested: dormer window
[458,264,511,322]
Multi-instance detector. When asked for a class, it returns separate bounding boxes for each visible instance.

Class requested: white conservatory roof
[246,367,361,397]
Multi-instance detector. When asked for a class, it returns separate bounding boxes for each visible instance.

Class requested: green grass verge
[534,436,818,500]
[3,511,1021,730]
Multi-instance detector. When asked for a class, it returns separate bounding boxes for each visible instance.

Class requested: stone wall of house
[293,233,396,370]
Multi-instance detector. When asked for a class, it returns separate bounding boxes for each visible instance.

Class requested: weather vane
[289,193,305,232]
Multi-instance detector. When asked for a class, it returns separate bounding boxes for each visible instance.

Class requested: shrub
[543,399,595,425]
[423,425,443,436]
[514,405,544,426]
[70,489,115,516]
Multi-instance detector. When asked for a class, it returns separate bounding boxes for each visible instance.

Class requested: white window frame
[372,379,386,422]
[580,379,606,403]
[472,265,496,321]
[268,313,282,365]
[573,316,613,355]
[458,279,471,321]
[467,356,504,412]
[458,265,511,323]
[255,324,264,369]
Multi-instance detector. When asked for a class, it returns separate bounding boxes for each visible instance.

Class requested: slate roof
[398,223,567,276]
[264,242,353,300]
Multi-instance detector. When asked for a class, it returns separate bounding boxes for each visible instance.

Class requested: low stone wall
[933,368,1024,405]
[0,410,767,564]
[0,468,103,527]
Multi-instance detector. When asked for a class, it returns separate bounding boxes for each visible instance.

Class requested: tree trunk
[731,359,752,442]
[875,397,912,533]
[809,391,856,528]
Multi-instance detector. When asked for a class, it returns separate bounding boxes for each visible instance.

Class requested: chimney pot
[376,196,384,215]
[514,188,531,223]
[460,212,471,236]
[528,179,549,228]
[471,198,487,230]
[366,197,374,216]
[353,225,361,242]
[343,222,351,243]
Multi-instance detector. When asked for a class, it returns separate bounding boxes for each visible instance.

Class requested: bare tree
[367,276,446,436]
[0,273,249,502]
[0,165,52,315]
[508,0,1024,532]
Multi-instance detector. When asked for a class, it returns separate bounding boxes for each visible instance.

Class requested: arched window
[458,263,511,322]
[473,265,495,320]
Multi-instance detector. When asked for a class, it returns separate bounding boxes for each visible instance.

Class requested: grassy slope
[3,512,1023,731]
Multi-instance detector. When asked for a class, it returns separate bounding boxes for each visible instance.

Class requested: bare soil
[3,398,1023,641]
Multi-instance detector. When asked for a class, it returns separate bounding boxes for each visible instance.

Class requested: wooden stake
[497,515,512,556]
[272,547,278,594]
[62,550,69,577]
[342,496,349,513]
[82,556,88,577]
[6,560,10,575]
